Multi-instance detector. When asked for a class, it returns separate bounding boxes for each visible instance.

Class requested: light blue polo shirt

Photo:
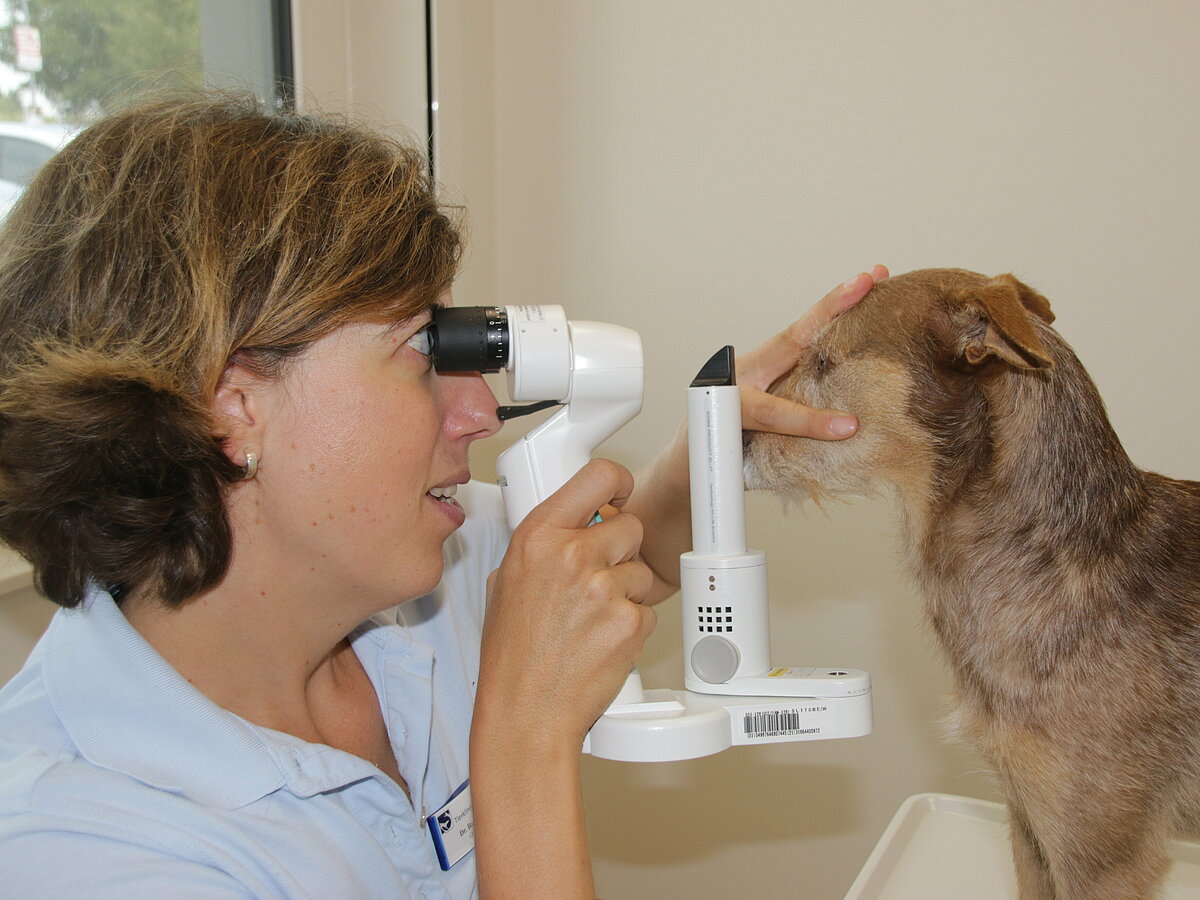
[0,481,509,899]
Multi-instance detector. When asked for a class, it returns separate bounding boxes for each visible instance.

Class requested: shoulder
[0,734,250,896]
[0,827,253,898]
[0,619,74,809]
[0,736,431,898]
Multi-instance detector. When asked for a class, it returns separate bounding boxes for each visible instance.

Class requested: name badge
[426,780,474,871]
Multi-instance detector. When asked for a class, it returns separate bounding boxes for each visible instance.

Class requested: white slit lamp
[429,305,872,762]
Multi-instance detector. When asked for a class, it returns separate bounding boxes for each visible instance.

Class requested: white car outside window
[0,122,76,219]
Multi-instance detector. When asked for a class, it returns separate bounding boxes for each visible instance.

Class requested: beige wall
[436,2,1200,897]
[290,0,428,131]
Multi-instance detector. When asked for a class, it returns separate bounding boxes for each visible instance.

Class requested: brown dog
[744,269,1200,900]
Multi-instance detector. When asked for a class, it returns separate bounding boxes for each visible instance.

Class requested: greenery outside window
[0,0,291,215]
[0,0,292,123]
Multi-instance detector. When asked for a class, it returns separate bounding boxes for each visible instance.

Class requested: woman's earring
[241,451,259,481]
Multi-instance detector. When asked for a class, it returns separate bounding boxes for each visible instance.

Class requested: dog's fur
[745,269,1200,900]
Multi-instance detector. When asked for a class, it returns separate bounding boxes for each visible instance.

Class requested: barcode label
[730,703,831,744]
[744,709,803,738]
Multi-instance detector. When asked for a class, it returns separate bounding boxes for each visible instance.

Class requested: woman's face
[235,300,501,612]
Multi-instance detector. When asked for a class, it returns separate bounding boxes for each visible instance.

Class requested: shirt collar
[43,587,433,811]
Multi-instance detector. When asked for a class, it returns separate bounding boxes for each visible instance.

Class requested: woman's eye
[406,324,432,356]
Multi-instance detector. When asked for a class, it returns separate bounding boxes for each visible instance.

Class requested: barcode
[743,709,814,738]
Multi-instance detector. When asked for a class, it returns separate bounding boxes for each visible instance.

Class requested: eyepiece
[429,306,510,372]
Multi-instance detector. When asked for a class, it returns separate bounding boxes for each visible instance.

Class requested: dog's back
[746,268,1200,899]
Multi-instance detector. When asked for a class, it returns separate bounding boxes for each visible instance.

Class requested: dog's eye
[816,351,828,374]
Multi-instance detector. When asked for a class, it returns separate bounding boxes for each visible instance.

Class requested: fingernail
[842,274,863,290]
[830,416,858,437]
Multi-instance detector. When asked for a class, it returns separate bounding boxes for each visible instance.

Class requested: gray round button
[690,635,741,684]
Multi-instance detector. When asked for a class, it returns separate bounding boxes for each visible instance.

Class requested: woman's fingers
[519,458,636,531]
[741,390,859,439]
[734,266,887,441]
[739,266,888,391]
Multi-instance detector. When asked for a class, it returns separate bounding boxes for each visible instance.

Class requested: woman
[0,93,883,897]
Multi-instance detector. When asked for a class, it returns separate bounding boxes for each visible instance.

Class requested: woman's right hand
[474,458,656,747]
[470,459,655,899]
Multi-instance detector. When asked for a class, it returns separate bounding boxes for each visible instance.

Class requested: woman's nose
[439,371,502,441]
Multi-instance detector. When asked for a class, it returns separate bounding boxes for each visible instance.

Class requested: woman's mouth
[429,484,458,503]
[428,483,466,527]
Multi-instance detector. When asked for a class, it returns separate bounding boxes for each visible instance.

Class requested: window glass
[0,0,291,213]
[0,133,55,182]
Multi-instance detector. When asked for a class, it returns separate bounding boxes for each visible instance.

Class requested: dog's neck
[914,334,1142,556]
[904,335,1150,680]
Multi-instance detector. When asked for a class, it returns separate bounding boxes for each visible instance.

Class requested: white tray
[845,793,1200,900]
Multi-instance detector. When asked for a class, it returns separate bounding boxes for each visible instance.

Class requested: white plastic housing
[687,382,747,556]
[681,551,771,690]
[503,305,571,401]
[490,310,647,736]
[496,319,643,528]
[681,376,776,694]
[583,688,873,761]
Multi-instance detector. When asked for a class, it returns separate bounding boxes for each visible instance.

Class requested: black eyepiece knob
[429,306,510,372]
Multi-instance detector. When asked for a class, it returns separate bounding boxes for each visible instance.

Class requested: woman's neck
[122,579,406,795]
[121,578,355,741]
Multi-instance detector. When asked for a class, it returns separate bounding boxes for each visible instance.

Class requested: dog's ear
[958,274,1056,370]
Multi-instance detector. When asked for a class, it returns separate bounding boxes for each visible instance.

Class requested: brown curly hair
[0,93,462,608]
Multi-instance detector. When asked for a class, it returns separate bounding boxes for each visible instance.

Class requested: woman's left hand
[736,264,888,440]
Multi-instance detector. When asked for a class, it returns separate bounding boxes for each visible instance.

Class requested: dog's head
[744,269,1057,514]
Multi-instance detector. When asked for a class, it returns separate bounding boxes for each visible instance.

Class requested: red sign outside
[13,24,42,73]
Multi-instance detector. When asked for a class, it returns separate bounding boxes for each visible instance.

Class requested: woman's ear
[213,361,267,468]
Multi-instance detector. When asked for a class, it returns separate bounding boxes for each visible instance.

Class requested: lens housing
[430,306,509,372]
